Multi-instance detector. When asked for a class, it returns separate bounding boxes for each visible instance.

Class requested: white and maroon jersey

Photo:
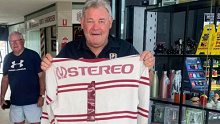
[41,55,150,124]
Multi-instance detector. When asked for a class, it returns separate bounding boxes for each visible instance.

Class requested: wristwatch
[39,95,45,98]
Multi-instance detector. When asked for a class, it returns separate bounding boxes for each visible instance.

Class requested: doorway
[0,40,9,99]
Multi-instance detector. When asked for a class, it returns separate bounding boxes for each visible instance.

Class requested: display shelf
[146,0,219,123]
[188,55,220,57]
[154,54,184,57]
[184,103,220,113]
[150,97,182,106]
[151,97,220,113]
[206,75,218,77]
[211,85,220,91]
[184,87,208,92]
[147,0,213,13]
[209,112,220,120]
[203,66,219,68]
[155,54,220,57]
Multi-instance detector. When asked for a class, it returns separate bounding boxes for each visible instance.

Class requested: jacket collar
[76,35,120,51]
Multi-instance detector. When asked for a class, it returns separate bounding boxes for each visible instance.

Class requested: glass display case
[142,0,220,123]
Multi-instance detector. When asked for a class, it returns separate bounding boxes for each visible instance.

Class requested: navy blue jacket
[57,36,139,59]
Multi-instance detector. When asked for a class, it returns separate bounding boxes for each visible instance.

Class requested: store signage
[212,24,220,55]
[204,13,220,28]
[26,11,56,31]
[196,24,216,55]
[63,19,67,26]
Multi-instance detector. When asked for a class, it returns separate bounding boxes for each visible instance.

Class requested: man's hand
[140,50,155,85]
[41,53,53,71]
[140,50,155,70]
[37,97,44,107]
[1,75,9,110]
[1,100,7,110]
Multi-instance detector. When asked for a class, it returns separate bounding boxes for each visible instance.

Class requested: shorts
[9,103,42,123]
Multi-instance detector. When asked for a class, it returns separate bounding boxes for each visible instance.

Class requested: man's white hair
[82,0,112,19]
[9,31,24,41]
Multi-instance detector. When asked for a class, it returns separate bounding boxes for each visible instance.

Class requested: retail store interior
[1,0,220,124]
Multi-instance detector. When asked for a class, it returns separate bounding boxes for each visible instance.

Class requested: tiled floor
[0,107,29,124]
[0,108,12,124]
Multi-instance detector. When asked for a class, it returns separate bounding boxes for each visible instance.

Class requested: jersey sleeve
[137,63,150,124]
[41,92,56,124]
[41,64,57,124]
[45,65,58,104]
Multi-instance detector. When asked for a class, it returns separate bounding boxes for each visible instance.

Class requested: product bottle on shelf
[179,38,183,54]
[168,70,175,98]
[151,71,159,98]
[160,71,169,99]
[171,70,182,99]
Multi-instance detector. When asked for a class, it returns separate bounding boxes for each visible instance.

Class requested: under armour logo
[11,60,24,68]
[109,53,117,59]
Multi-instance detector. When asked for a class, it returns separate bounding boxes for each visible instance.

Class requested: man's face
[9,34,25,54]
[81,6,113,48]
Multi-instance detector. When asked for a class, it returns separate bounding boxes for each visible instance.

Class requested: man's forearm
[38,71,45,95]
[1,75,9,102]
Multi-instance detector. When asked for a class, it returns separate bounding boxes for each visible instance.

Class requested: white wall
[8,23,25,53]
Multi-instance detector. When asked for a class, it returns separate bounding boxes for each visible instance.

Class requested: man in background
[1,31,45,124]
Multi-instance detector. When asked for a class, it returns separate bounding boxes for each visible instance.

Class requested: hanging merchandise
[168,70,175,98]
[212,23,220,55]
[172,70,182,94]
[160,71,170,99]
[151,71,159,98]
[196,24,216,55]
